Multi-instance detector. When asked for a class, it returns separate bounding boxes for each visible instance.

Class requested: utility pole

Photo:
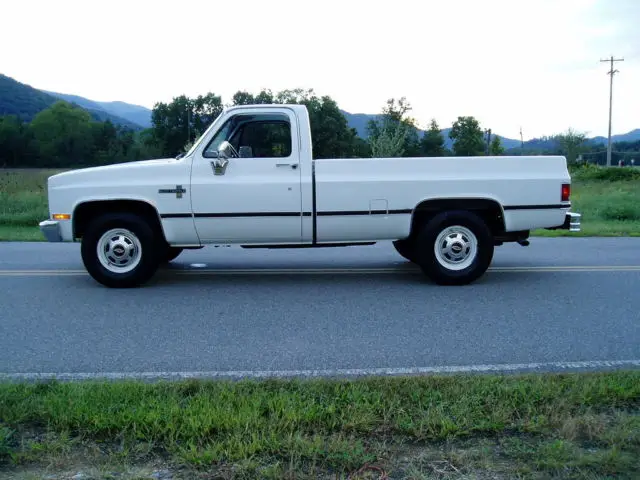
[187,108,191,143]
[485,128,492,154]
[600,55,623,166]
[519,127,524,151]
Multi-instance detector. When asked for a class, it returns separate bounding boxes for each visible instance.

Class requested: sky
[1,0,638,140]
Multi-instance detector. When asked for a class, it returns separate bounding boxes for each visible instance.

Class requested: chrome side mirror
[218,141,238,160]
[207,141,238,175]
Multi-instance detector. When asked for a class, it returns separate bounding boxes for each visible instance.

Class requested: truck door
[189,108,303,244]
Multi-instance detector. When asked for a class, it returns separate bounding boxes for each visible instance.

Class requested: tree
[369,121,410,157]
[232,90,275,106]
[420,119,445,156]
[449,116,485,156]
[254,88,369,158]
[29,101,94,166]
[0,115,27,167]
[367,97,421,157]
[151,93,223,156]
[489,135,505,155]
[555,128,587,164]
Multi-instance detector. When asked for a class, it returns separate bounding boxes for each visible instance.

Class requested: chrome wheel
[434,225,478,271]
[96,228,142,274]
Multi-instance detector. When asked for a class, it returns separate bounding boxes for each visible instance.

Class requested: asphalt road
[1,238,639,379]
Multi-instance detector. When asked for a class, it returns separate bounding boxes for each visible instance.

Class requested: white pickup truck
[39,103,580,288]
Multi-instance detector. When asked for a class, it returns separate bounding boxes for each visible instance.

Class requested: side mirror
[217,141,238,160]
[210,141,237,176]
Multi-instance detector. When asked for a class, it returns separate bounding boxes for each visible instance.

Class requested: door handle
[276,163,298,169]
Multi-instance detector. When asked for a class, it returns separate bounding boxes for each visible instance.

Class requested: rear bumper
[546,211,581,232]
[39,219,63,242]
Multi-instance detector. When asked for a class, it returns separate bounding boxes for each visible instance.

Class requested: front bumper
[39,219,63,242]
[546,211,581,232]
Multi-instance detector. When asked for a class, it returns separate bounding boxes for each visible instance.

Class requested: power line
[600,55,624,166]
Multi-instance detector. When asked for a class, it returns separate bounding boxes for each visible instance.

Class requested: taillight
[561,183,571,202]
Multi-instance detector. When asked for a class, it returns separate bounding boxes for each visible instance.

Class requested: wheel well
[73,200,166,241]
[409,198,506,238]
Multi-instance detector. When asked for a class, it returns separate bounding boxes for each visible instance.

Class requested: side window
[202,113,292,159]
[237,119,292,158]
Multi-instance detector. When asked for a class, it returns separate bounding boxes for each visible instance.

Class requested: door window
[203,113,292,158]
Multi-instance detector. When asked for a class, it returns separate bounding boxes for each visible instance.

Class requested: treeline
[0,101,162,168]
[0,88,500,168]
[1,86,637,168]
[151,90,506,159]
[513,129,640,166]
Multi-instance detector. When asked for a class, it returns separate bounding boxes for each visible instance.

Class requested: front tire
[81,212,162,288]
[414,210,494,286]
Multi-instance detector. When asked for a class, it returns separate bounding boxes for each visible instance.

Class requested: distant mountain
[42,90,144,129]
[0,74,57,122]
[41,89,153,128]
[590,129,640,145]
[95,101,152,128]
[3,73,639,149]
[0,74,142,129]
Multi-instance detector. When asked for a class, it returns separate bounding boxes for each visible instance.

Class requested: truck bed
[311,155,571,243]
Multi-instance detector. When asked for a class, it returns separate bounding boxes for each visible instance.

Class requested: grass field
[2,166,640,241]
[1,372,639,478]
[0,169,62,241]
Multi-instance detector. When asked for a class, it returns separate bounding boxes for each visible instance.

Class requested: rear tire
[81,212,162,288]
[414,210,494,285]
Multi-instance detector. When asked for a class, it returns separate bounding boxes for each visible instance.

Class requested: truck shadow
[145,267,540,288]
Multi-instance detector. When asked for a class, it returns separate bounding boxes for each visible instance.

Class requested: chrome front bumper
[546,211,581,232]
[39,219,63,242]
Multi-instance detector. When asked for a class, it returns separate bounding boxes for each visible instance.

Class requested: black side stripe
[317,209,412,216]
[160,213,191,218]
[503,204,570,211]
[160,205,568,219]
[195,212,312,218]
[161,210,412,219]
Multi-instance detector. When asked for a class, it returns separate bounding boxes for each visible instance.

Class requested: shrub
[572,165,640,182]
[599,191,640,221]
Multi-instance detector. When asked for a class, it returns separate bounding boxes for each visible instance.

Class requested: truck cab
[186,104,314,244]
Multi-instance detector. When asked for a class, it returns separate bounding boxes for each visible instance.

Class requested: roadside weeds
[1,371,639,478]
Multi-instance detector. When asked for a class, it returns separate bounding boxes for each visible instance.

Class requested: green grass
[533,167,640,237]
[0,170,60,238]
[2,166,640,240]
[1,372,639,478]
[0,225,43,241]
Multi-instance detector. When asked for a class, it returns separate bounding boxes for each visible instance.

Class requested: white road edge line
[2,360,639,381]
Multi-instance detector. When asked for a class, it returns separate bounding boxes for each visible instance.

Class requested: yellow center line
[1,265,640,277]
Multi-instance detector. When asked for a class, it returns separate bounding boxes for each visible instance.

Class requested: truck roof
[223,104,308,113]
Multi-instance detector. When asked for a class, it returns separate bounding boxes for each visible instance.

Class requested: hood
[48,157,180,186]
